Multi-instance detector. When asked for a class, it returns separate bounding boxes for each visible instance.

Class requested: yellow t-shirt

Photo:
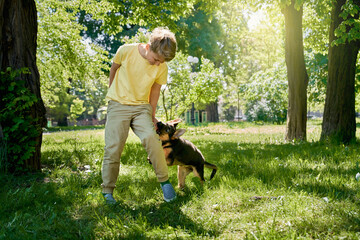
[106,43,168,105]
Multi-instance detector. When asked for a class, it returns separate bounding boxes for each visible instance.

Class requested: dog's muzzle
[156,122,164,135]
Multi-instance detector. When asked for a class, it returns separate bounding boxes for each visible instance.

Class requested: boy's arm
[149,82,162,126]
[109,62,120,87]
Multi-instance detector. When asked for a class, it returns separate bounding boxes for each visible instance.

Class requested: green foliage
[246,0,306,10]
[0,68,41,173]
[355,56,360,112]
[215,0,252,79]
[76,0,222,56]
[305,51,328,110]
[159,53,224,120]
[36,0,109,124]
[121,28,151,44]
[0,136,6,173]
[1,124,360,239]
[77,10,139,56]
[176,7,223,64]
[303,1,332,55]
[216,0,285,120]
[34,0,359,128]
[241,64,288,124]
[70,98,86,122]
[78,0,198,34]
[333,0,360,45]
[223,105,238,121]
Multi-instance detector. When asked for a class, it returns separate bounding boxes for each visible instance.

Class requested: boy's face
[147,50,165,66]
[145,44,165,66]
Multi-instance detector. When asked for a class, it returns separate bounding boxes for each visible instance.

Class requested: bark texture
[283,1,309,141]
[0,0,46,171]
[321,0,360,144]
[206,101,219,122]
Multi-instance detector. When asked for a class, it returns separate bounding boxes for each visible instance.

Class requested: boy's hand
[152,116,159,130]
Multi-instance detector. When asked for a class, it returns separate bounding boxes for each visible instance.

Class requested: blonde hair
[149,27,177,62]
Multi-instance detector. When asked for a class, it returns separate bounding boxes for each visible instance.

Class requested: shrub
[241,64,288,124]
[0,68,41,173]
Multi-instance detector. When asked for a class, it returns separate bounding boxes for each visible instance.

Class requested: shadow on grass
[41,136,360,203]
[0,170,215,239]
[0,173,99,239]
[40,140,217,239]
[35,135,360,238]
[96,184,217,238]
[192,139,360,202]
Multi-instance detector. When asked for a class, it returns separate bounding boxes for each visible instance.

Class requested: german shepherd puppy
[154,119,217,189]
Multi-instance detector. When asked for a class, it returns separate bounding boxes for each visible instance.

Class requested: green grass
[1,120,360,239]
[44,125,105,133]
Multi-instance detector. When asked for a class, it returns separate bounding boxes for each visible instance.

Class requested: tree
[216,1,286,121]
[215,0,252,121]
[305,51,328,112]
[77,10,140,56]
[36,0,109,126]
[356,59,360,113]
[1,0,213,173]
[242,0,315,140]
[160,53,223,121]
[242,64,288,124]
[175,5,224,122]
[283,0,309,141]
[303,1,331,55]
[37,0,216,125]
[70,98,86,123]
[321,0,360,143]
[0,0,46,172]
[176,6,223,65]
[78,0,198,35]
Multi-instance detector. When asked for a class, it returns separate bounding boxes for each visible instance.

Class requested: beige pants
[101,100,168,194]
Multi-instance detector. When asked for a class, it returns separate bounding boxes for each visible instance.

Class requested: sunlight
[248,9,266,30]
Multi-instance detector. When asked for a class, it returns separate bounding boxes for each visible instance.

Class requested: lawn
[1,120,360,239]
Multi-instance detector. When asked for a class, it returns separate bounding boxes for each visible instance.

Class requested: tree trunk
[57,116,69,127]
[0,0,46,171]
[283,1,309,141]
[206,101,219,122]
[321,0,360,144]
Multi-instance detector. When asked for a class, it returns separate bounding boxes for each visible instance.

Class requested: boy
[101,27,177,204]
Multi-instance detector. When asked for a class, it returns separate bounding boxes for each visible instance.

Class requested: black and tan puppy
[154,119,217,189]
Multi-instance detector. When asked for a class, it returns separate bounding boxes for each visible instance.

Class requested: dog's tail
[204,161,217,180]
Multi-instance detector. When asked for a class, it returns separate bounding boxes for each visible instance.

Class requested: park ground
[1,120,360,239]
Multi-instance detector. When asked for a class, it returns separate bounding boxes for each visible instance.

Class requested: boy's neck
[138,43,148,60]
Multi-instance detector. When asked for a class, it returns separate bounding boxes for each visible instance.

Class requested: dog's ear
[167,118,182,127]
[172,128,186,139]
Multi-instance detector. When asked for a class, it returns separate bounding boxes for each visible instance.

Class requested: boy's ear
[172,129,186,139]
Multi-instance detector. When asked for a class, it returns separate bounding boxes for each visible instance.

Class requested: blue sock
[160,180,170,186]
